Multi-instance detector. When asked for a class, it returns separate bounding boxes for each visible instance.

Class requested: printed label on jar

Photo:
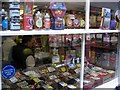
[23,16,33,30]
[44,21,50,29]
[36,19,42,28]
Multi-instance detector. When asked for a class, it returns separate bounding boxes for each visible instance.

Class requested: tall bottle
[44,13,51,30]
[9,0,20,30]
[34,11,43,30]
[1,9,8,30]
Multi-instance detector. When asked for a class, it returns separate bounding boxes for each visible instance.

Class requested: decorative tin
[49,2,66,30]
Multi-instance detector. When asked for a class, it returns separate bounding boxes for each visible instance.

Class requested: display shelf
[95,77,118,89]
[86,29,119,34]
[0,29,84,36]
[0,29,119,36]
[90,44,117,50]
[1,0,120,89]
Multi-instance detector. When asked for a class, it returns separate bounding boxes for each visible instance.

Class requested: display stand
[0,0,120,89]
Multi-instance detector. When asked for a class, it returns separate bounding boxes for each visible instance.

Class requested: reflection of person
[12,35,36,70]
[2,36,16,65]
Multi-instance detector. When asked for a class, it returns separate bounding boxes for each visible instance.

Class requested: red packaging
[24,0,33,15]
[102,74,112,83]
[97,73,111,84]
[83,84,93,90]
[85,75,103,88]
[93,79,103,87]
[23,15,33,30]
[23,0,33,30]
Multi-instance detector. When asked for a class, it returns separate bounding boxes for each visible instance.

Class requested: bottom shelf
[1,62,117,89]
[95,77,118,89]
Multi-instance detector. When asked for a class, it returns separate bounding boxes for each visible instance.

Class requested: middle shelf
[0,29,119,36]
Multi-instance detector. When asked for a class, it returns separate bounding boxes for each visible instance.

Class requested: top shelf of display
[1,1,119,36]
[0,29,119,36]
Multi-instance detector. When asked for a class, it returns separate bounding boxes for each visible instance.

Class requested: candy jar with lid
[34,11,43,30]
[43,13,51,30]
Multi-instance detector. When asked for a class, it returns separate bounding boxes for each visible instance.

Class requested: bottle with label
[9,1,20,31]
[44,13,51,30]
[1,9,8,30]
[34,11,43,30]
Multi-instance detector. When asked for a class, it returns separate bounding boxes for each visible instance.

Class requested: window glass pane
[90,2,119,30]
[2,34,83,89]
[85,33,118,89]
